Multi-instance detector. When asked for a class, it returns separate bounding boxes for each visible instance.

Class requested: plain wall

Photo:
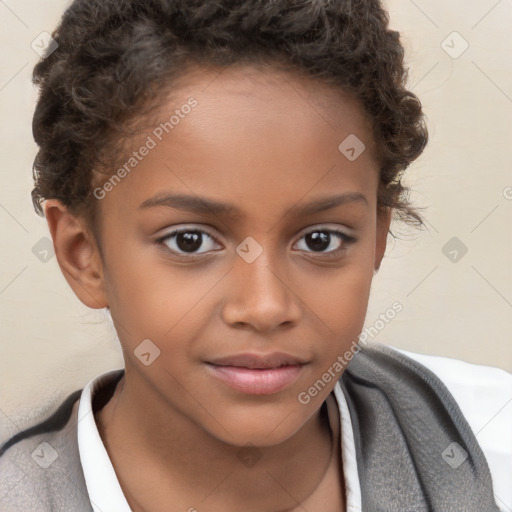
[1,0,511,435]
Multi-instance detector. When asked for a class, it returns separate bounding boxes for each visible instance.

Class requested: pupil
[177,232,202,252]
[307,232,329,252]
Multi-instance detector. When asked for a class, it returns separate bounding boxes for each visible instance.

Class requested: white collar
[77,369,132,512]
[77,369,363,512]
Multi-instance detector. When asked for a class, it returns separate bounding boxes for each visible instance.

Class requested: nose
[221,242,302,333]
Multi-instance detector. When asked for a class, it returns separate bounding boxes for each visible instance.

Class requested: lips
[205,352,308,395]
[207,352,308,369]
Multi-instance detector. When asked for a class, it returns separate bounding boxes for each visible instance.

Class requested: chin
[204,407,311,448]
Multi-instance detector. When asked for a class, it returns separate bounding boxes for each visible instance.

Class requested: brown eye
[158,228,221,255]
[304,231,331,252]
[295,228,356,257]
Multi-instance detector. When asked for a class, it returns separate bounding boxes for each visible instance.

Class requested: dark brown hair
[31,0,428,234]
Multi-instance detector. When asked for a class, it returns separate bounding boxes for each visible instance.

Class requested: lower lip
[205,363,304,395]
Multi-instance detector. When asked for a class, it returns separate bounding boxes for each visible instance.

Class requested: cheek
[324,265,372,323]
[313,269,372,355]
[102,242,226,353]
[301,250,375,360]
[305,234,375,321]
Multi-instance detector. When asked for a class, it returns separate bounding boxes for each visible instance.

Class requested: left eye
[294,229,355,256]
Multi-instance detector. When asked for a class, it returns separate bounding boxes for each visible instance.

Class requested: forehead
[94,63,379,221]
[165,62,376,152]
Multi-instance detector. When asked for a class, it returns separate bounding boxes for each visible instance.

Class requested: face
[55,64,391,447]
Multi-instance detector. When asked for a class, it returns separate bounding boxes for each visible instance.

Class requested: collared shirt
[77,346,512,512]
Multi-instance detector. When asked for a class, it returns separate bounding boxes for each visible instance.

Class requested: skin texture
[44,64,392,511]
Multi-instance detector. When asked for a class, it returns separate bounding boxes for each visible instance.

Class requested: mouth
[204,352,308,395]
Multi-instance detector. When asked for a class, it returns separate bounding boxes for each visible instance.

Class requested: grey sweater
[0,343,502,511]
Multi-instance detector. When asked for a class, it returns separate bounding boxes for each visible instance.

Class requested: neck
[95,368,337,511]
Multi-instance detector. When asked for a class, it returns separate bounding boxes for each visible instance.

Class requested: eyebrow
[139,191,368,217]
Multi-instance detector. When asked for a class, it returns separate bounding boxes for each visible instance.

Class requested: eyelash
[155,226,357,260]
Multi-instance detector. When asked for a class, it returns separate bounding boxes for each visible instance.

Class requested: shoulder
[0,390,93,512]
[373,344,512,512]
[350,342,512,445]
[391,347,512,419]
[390,347,512,448]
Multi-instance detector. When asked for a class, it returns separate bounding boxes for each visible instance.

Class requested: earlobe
[43,200,108,309]
[374,208,393,272]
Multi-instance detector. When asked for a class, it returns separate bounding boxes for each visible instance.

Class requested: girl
[1,1,510,511]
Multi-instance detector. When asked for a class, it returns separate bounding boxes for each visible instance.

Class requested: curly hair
[31,0,428,233]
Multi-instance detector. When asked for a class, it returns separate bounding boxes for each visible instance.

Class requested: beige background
[1,0,511,434]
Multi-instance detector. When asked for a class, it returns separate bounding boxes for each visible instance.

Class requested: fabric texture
[0,395,94,512]
[0,342,503,511]
[341,343,501,512]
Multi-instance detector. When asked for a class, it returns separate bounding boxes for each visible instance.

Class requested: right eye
[156,227,222,257]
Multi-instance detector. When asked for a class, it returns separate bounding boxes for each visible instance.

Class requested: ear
[43,199,108,309]
[374,207,393,273]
